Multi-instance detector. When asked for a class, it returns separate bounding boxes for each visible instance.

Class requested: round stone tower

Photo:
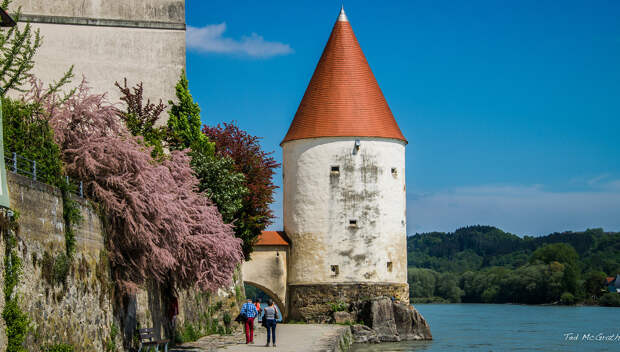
[282,7,409,322]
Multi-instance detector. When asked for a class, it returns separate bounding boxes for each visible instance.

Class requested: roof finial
[337,5,348,22]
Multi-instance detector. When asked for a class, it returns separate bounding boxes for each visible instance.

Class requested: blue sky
[185,0,620,236]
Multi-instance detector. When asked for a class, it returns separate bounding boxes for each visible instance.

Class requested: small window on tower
[331,265,339,276]
[349,219,358,227]
[331,166,340,175]
[387,261,393,272]
[391,168,398,177]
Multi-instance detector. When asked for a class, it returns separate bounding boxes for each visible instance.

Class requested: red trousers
[245,317,255,343]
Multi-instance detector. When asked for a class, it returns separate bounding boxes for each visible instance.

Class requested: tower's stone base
[287,283,409,323]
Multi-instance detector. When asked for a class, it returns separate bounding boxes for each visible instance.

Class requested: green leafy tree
[560,292,576,305]
[530,243,579,267]
[191,152,248,224]
[599,292,620,307]
[2,98,63,185]
[164,72,247,223]
[0,0,41,96]
[583,271,607,298]
[530,243,580,295]
[408,268,439,299]
[203,122,279,258]
[167,70,212,154]
[436,273,464,303]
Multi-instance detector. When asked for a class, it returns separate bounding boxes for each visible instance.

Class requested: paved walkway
[173,324,349,352]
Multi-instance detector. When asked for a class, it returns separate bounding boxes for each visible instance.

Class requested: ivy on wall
[1,210,30,352]
[2,97,82,286]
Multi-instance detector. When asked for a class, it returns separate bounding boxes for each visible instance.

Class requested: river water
[351,304,620,352]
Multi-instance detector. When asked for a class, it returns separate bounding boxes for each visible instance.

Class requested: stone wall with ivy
[0,172,246,351]
[2,172,120,350]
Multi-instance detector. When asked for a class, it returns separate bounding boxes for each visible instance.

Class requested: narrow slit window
[349,219,358,227]
[331,166,340,174]
[387,261,393,272]
[331,265,339,276]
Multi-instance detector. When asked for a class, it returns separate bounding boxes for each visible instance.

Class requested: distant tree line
[407,226,620,306]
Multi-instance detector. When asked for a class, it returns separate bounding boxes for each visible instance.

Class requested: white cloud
[187,23,293,58]
[587,173,611,186]
[408,184,620,236]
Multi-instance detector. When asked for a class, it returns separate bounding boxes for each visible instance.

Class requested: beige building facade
[11,0,186,105]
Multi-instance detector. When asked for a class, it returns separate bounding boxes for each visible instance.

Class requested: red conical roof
[282,8,406,145]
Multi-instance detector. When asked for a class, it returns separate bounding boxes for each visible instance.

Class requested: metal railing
[4,152,37,181]
[4,152,84,198]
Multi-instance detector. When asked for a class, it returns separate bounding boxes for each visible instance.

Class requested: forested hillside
[407,226,620,306]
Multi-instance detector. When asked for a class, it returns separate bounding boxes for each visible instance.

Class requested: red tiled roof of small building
[256,231,290,246]
[281,8,406,145]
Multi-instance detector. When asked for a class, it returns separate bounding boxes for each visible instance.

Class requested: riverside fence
[4,152,84,198]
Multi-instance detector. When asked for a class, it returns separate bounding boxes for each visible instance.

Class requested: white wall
[283,137,408,285]
[9,0,186,113]
[24,23,185,106]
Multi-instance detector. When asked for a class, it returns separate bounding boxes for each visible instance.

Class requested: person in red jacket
[253,298,262,326]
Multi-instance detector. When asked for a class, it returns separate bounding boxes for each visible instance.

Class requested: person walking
[241,298,258,344]
[263,300,280,347]
[254,298,262,328]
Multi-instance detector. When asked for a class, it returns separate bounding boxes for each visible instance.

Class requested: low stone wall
[3,172,118,350]
[287,283,409,323]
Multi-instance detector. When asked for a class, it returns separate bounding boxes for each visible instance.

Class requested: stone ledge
[7,171,60,197]
[287,283,409,323]
[19,14,186,30]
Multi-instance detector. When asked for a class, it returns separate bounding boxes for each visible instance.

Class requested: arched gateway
[241,231,289,319]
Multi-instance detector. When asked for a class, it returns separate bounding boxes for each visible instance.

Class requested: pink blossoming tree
[29,80,243,291]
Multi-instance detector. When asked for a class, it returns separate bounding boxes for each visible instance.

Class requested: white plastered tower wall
[283,137,408,286]
[10,0,185,110]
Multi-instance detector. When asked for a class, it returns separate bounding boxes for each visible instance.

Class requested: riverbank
[172,324,352,352]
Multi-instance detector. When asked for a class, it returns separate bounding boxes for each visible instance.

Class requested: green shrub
[52,252,71,285]
[329,301,348,313]
[210,318,218,334]
[2,213,30,352]
[235,285,243,303]
[41,344,74,352]
[2,300,30,352]
[560,292,576,305]
[223,312,231,326]
[176,322,202,343]
[599,293,620,307]
[2,98,63,186]
[41,251,72,286]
